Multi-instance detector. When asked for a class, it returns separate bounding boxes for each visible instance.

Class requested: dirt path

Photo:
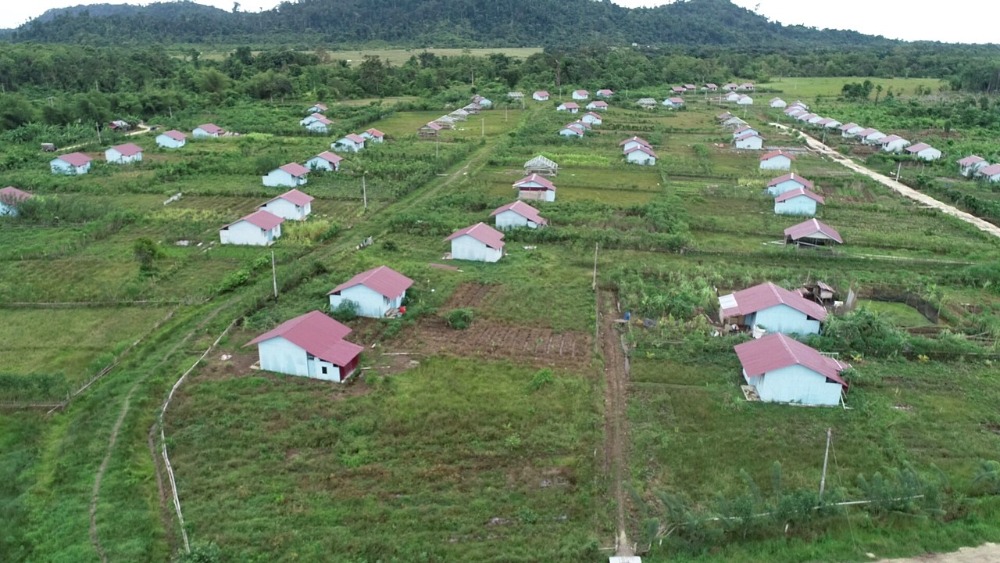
[771,123,1000,239]
[60,123,152,153]
[880,543,1000,562]
[598,291,633,557]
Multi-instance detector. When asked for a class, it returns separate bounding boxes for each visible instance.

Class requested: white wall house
[662,97,685,109]
[328,265,414,318]
[784,218,844,246]
[559,124,585,138]
[0,186,33,216]
[958,155,987,177]
[734,133,764,150]
[770,98,787,108]
[977,164,1000,183]
[581,112,603,126]
[305,115,333,134]
[880,135,911,153]
[514,174,557,202]
[333,134,366,152]
[572,90,589,100]
[774,187,824,216]
[50,152,92,175]
[619,136,651,153]
[586,101,608,111]
[156,130,187,149]
[533,91,550,101]
[840,123,864,138]
[361,128,385,143]
[860,129,886,145]
[220,210,284,246]
[192,123,224,138]
[446,222,505,262]
[625,145,657,165]
[596,89,614,98]
[491,200,547,230]
[263,163,310,188]
[905,143,942,161]
[760,151,794,171]
[305,151,343,172]
[766,173,814,196]
[306,103,328,114]
[736,95,754,105]
[247,310,361,383]
[105,142,143,164]
[725,92,741,102]
[735,333,849,407]
[258,189,313,221]
[556,102,579,113]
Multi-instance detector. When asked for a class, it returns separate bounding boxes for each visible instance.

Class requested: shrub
[445,308,473,329]
[330,301,359,322]
[528,368,554,391]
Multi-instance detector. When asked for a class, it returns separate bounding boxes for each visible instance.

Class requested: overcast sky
[1,0,995,44]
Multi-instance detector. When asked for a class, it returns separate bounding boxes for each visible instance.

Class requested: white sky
[1,0,995,44]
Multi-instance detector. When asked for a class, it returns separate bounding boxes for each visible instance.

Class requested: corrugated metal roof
[445,222,505,249]
[265,188,313,207]
[761,150,794,162]
[329,266,414,299]
[279,163,310,177]
[0,186,33,203]
[719,281,828,320]
[58,152,92,166]
[226,209,284,231]
[774,187,825,205]
[246,310,361,366]
[491,200,547,225]
[768,173,813,189]
[784,218,843,244]
[313,151,343,164]
[958,155,984,166]
[619,136,651,147]
[514,174,556,191]
[197,123,223,134]
[735,333,849,388]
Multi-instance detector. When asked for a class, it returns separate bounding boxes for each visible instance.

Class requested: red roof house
[446,222,505,262]
[734,333,849,406]
[784,218,843,246]
[718,281,827,336]
[491,200,548,229]
[328,266,414,318]
[246,310,362,382]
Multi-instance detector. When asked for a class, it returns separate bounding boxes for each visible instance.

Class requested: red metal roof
[589,101,608,107]
[197,123,223,134]
[246,310,361,366]
[561,124,585,135]
[858,128,880,137]
[311,115,333,125]
[514,174,556,191]
[978,164,1000,176]
[879,134,906,145]
[58,152,92,166]
[110,143,143,156]
[559,102,579,109]
[445,222,505,249]
[905,142,933,154]
[839,122,859,131]
[313,151,343,164]
[957,155,984,166]
[162,130,187,141]
[585,111,603,119]
[668,97,684,104]
[735,333,849,388]
[735,132,762,142]
[671,86,686,92]
[734,125,757,134]
[344,133,366,144]
[619,136,651,147]
[761,150,795,162]
[329,265,413,298]
[784,218,843,244]
[265,188,314,207]
[311,103,327,110]
[0,186,33,203]
[490,200,547,225]
[774,187,824,205]
[768,173,813,190]
[279,163,310,177]
[365,128,384,138]
[227,209,284,231]
[597,89,614,95]
[625,145,658,158]
[720,281,828,321]
[422,122,443,131]
[574,90,588,95]
[534,90,550,97]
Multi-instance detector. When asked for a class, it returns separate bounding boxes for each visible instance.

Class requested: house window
[306,353,315,360]
[321,366,328,375]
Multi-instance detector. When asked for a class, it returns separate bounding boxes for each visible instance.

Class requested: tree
[133,237,162,277]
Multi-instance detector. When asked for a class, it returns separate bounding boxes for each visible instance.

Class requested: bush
[528,368,554,391]
[330,301,359,322]
[445,308,473,330]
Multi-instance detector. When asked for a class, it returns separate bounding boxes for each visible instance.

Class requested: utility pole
[362,172,368,210]
[819,428,832,498]
[96,122,102,144]
[436,136,440,158]
[895,161,902,182]
[271,250,278,299]
[592,243,599,291]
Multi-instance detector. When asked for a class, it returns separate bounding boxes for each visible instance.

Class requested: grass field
[324,47,543,66]
[757,77,948,100]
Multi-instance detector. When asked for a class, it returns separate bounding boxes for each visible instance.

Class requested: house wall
[559,129,581,137]
[258,337,345,382]
[105,149,142,164]
[50,159,90,175]
[917,149,942,161]
[156,135,185,149]
[747,304,821,336]
[626,152,656,166]
[192,128,219,138]
[263,170,307,188]
[220,221,279,246]
[495,210,540,230]
[518,188,555,202]
[334,140,363,152]
[766,180,806,196]
[306,122,329,134]
[572,92,588,100]
[261,199,309,221]
[329,285,402,318]
[0,202,17,216]
[582,115,602,125]
[305,157,337,172]
[745,365,842,406]
[774,196,818,216]
[735,137,763,150]
[770,100,787,108]
[760,157,792,171]
[451,236,502,262]
[737,98,754,105]
[862,134,885,145]
[883,141,909,153]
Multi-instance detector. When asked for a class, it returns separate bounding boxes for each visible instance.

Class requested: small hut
[524,155,559,177]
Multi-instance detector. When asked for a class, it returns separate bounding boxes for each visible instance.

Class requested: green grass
[857,300,936,327]
[757,77,948,100]
[323,47,543,66]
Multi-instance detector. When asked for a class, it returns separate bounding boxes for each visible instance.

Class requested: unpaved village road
[770,123,1000,240]
[880,543,1000,562]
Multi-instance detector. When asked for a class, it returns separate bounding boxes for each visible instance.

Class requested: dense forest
[5,0,898,47]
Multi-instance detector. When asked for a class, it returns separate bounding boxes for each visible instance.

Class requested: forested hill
[7,0,894,48]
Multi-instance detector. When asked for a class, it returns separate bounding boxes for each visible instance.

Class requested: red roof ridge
[328,265,413,298]
[226,209,284,231]
[490,200,547,225]
[774,187,824,204]
[263,188,313,207]
[445,222,505,249]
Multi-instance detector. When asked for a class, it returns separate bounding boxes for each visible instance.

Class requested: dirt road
[770,123,1000,240]
[60,123,152,153]
[880,543,1000,562]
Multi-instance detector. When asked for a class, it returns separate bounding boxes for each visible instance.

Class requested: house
[812,117,832,126]
[508,91,524,100]
[859,129,886,145]
[306,103,328,114]
[586,100,608,111]
[419,122,443,138]
[671,86,686,94]
[736,95,754,105]
[304,115,333,134]
[299,113,326,126]
[774,187,824,216]
[619,136,652,153]
[328,266,414,318]
[880,135,911,153]
[556,102,579,113]
[0,186,33,216]
[734,132,764,150]
[770,98,787,108]
[449,109,469,121]
[533,90,550,101]
[704,83,719,91]
[491,200,548,230]
[246,311,362,383]
[464,103,482,114]
[263,163,309,188]
[50,152,92,175]
[722,116,747,129]
[733,125,760,139]
[305,151,343,172]
[596,89,614,98]
[734,333,849,406]
[109,119,130,132]
[572,119,592,131]
[723,83,739,91]
[958,155,987,177]
[725,92,742,102]
[766,173,814,196]
[192,123,224,138]
[472,95,493,108]
[333,134,366,153]
[977,164,1000,183]
[434,116,456,129]
[362,128,385,143]
[822,119,842,129]
[446,222,505,262]
[635,98,658,109]
[524,155,559,176]
[784,218,843,247]
[581,112,604,126]
[513,173,557,202]
[559,124,586,138]
[156,130,187,149]
[258,189,313,221]
[105,143,143,164]
[797,113,817,123]
[759,151,795,171]
[785,108,806,118]
[220,210,284,246]
[572,89,589,100]
[718,281,828,336]
[625,145,657,165]
[738,82,755,91]
[905,142,942,161]
[717,111,733,121]
[790,100,809,110]
[662,97,685,109]
[839,123,864,138]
